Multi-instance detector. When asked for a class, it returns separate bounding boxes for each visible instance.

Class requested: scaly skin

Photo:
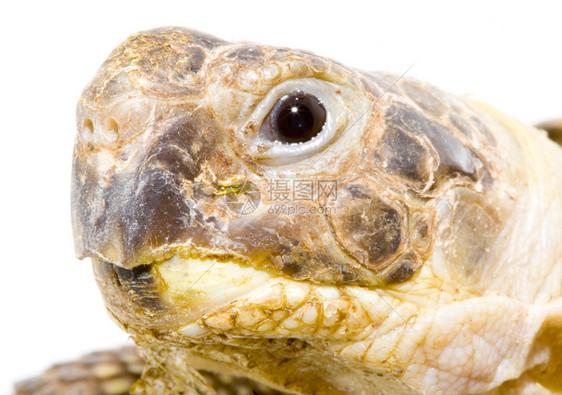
[17,27,562,394]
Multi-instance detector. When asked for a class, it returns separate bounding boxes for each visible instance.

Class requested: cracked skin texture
[16,27,562,394]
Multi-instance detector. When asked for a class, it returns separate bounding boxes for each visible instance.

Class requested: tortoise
[15,27,562,394]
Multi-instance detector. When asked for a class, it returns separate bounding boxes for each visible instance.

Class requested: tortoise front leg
[14,347,143,395]
[14,347,288,395]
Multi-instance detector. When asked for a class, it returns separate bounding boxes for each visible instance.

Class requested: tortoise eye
[247,78,361,165]
[260,91,326,143]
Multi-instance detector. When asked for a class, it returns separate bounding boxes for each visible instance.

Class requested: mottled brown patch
[329,182,405,271]
[282,260,309,278]
[95,27,229,99]
[385,253,421,284]
[384,102,477,187]
[373,126,434,190]
[227,215,364,285]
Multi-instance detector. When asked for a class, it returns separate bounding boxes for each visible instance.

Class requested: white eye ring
[246,78,351,165]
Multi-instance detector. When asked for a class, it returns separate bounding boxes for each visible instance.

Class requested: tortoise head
[72,27,562,393]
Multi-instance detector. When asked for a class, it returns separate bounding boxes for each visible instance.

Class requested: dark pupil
[272,92,326,143]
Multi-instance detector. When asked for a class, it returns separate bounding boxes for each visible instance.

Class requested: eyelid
[246,78,350,165]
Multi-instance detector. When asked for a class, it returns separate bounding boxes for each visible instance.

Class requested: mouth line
[105,254,281,321]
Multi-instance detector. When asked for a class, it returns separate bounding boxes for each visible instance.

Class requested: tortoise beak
[72,105,225,269]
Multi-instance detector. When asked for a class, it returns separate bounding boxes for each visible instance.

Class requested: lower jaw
[97,254,415,346]
[93,255,283,329]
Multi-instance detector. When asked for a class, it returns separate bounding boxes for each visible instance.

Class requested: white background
[1,1,561,392]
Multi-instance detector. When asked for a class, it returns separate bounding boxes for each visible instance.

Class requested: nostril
[82,118,94,138]
[104,118,119,141]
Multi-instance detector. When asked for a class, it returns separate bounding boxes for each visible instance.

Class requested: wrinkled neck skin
[424,102,562,307]
[451,105,562,304]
